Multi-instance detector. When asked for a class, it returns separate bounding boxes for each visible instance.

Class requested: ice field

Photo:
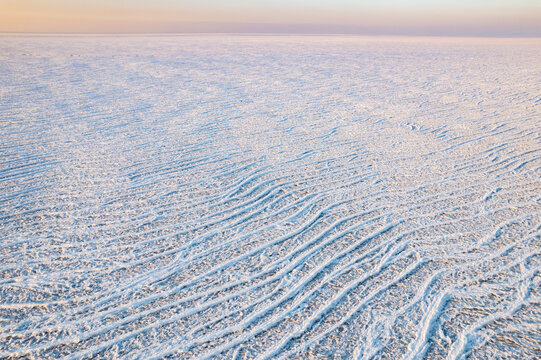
[0,35,540,359]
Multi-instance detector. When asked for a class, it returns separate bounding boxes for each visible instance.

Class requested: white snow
[0,35,540,359]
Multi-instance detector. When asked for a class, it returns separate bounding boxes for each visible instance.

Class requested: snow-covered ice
[0,35,540,359]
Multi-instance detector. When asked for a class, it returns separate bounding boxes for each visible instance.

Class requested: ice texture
[0,35,540,359]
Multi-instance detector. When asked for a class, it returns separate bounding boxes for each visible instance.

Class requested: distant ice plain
[0,35,540,359]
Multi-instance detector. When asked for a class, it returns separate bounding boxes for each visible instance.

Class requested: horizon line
[1,32,540,39]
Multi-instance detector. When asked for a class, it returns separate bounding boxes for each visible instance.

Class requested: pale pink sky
[1,0,540,36]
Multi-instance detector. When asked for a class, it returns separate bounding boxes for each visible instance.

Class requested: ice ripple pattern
[0,36,540,359]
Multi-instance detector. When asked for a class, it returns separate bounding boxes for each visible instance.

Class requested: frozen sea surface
[0,36,540,359]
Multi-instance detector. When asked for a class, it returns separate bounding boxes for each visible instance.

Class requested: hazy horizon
[1,0,540,37]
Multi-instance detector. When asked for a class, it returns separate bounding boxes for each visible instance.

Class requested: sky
[1,0,540,36]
